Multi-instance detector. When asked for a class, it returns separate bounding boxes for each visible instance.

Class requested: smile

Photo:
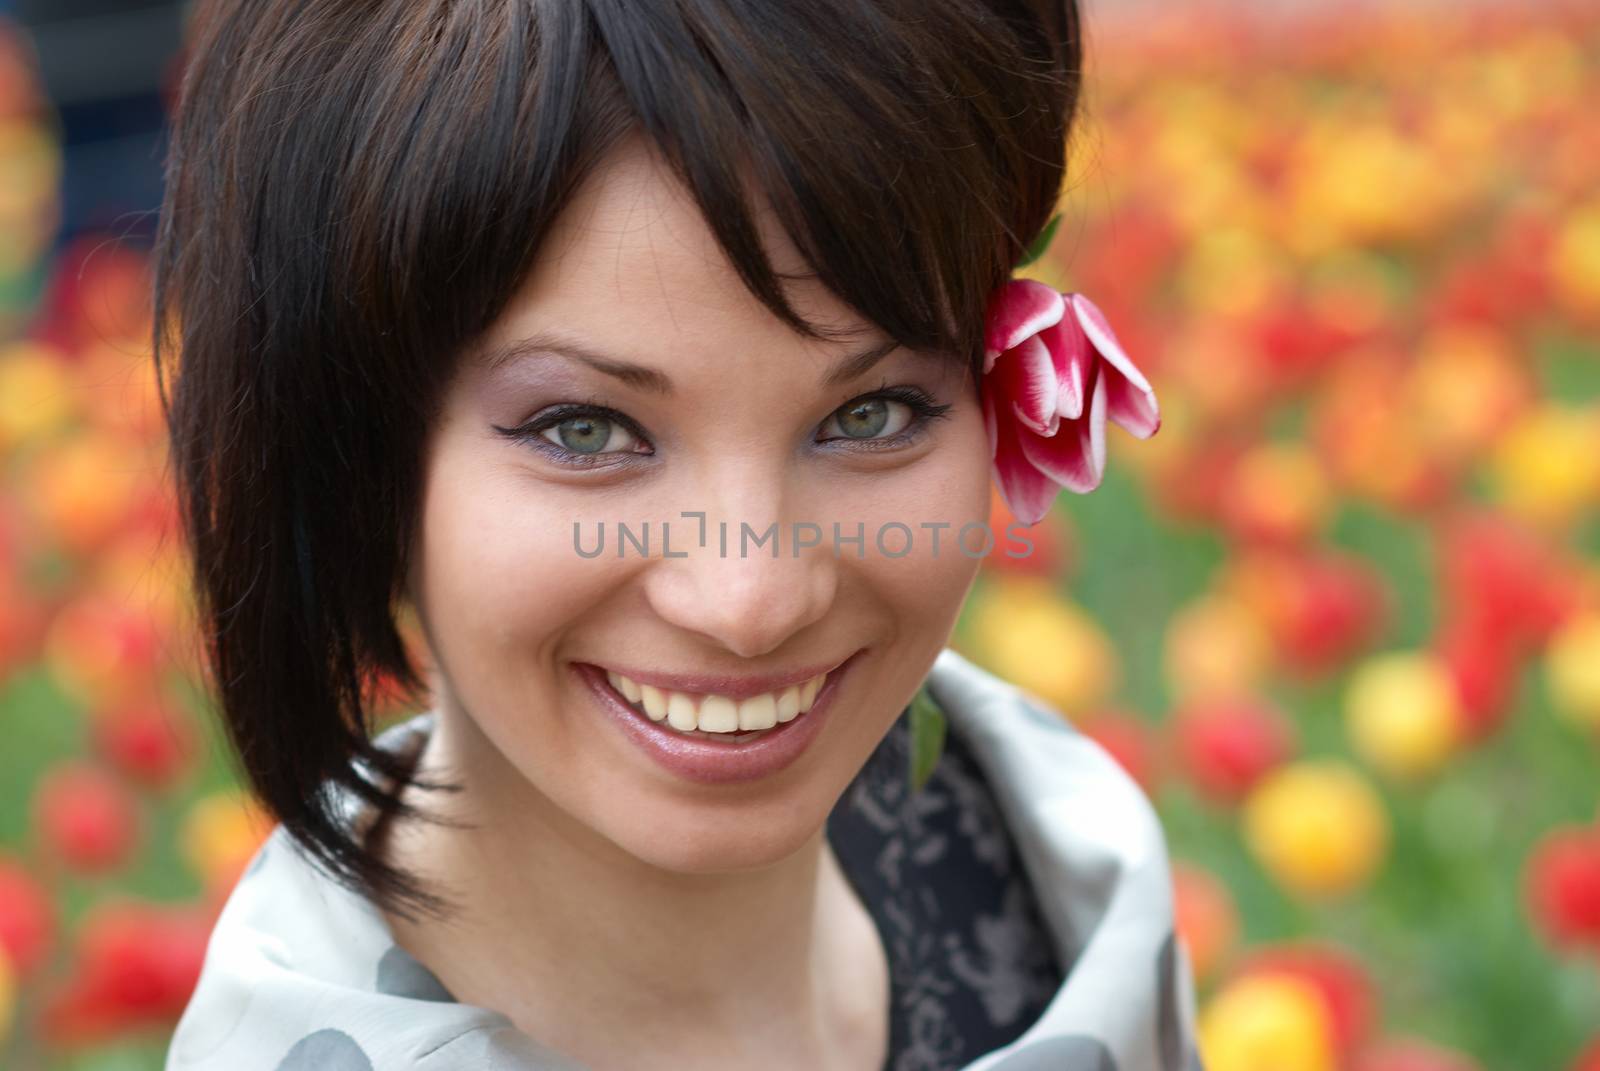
[602,669,830,737]
[573,652,861,785]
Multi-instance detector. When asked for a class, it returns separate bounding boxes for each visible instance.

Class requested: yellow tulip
[1243,760,1390,899]
[1551,198,1600,316]
[0,119,63,216]
[1284,120,1448,253]
[1487,405,1600,530]
[1177,226,1289,318]
[1223,442,1333,545]
[961,577,1118,720]
[0,341,76,449]
[1164,594,1273,701]
[181,792,274,893]
[1546,612,1600,731]
[1407,326,1529,465]
[1199,973,1337,1071]
[1345,652,1463,780]
[21,429,154,556]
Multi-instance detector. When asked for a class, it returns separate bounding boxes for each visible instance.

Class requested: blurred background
[0,1,1597,1069]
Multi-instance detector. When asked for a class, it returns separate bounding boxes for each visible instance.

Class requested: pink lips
[573,652,861,785]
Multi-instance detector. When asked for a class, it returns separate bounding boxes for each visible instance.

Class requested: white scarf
[166,648,1203,1070]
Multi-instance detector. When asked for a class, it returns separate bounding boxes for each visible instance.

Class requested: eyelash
[493,383,953,469]
[817,383,953,452]
[492,396,648,469]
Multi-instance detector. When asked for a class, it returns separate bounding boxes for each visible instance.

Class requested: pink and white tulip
[981,280,1161,524]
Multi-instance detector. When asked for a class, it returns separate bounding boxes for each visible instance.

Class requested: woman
[156,1,1200,1068]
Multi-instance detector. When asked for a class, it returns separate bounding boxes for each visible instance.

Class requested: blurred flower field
[1,3,1599,1070]
[958,4,1600,1069]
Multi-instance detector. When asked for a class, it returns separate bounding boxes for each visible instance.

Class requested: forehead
[482,135,874,369]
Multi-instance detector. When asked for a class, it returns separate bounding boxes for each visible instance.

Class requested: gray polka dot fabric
[273,1029,374,1071]
[165,648,1203,1070]
[375,945,455,1003]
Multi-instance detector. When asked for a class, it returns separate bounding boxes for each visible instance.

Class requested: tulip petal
[983,280,1066,374]
[1017,364,1108,494]
[1069,294,1161,439]
[998,334,1059,436]
[1101,361,1162,440]
[991,399,1062,526]
[1038,314,1090,421]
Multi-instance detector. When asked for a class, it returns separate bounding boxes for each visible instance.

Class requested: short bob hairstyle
[153,0,1085,918]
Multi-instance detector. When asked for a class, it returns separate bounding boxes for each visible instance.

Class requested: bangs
[583,0,1079,368]
[264,0,1081,389]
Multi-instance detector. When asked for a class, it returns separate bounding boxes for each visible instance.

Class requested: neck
[376,706,883,1069]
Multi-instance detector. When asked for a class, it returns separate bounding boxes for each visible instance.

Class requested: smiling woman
[150,1,1197,1070]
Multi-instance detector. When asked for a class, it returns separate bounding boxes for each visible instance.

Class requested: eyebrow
[480,330,903,393]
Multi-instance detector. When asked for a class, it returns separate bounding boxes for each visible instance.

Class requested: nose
[641,484,839,661]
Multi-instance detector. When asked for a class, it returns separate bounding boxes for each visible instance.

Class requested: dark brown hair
[152,0,1085,918]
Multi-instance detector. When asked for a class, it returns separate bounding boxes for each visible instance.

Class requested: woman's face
[406,135,990,873]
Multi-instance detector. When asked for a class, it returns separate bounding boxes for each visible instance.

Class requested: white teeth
[697,695,739,733]
[775,686,801,723]
[666,691,697,732]
[604,668,833,735]
[737,694,777,731]
[798,675,823,712]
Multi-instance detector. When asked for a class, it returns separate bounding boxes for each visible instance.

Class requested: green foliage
[1015,213,1062,271]
[908,685,948,793]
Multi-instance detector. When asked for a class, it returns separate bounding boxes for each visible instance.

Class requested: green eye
[820,396,914,441]
[540,414,640,455]
[837,398,888,438]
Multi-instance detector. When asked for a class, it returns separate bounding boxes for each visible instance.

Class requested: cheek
[841,403,994,617]
[412,441,629,715]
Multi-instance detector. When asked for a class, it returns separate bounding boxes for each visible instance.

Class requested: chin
[606,809,826,874]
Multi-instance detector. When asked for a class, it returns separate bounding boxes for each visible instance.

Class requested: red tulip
[91,698,198,792]
[1433,617,1521,743]
[1251,300,1362,387]
[1438,511,1573,655]
[1218,442,1333,547]
[1171,861,1239,984]
[1223,548,1388,678]
[982,281,1161,523]
[42,593,168,709]
[1427,207,1552,331]
[1233,941,1376,1058]
[1525,824,1600,951]
[1174,695,1297,804]
[1150,434,1251,524]
[39,900,212,1044]
[0,568,47,688]
[1283,552,1389,676]
[1572,1037,1600,1071]
[0,856,55,975]
[1429,258,1541,331]
[32,761,141,875]
[1072,202,1180,304]
[31,234,153,354]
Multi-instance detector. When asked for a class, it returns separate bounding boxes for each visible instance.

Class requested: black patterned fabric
[827,701,1065,1071]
